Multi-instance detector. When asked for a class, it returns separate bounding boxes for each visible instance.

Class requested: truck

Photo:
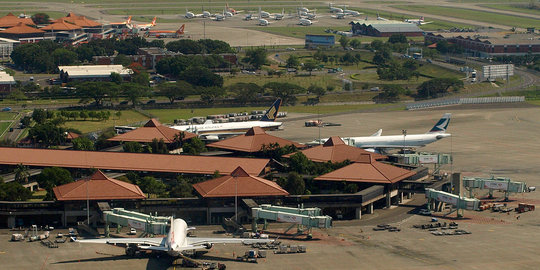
[236,250,258,263]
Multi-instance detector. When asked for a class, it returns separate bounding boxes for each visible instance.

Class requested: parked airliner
[310,113,452,150]
[172,99,283,141]
[77,218,272,257]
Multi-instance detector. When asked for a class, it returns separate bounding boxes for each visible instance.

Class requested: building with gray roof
[350,20,423,37]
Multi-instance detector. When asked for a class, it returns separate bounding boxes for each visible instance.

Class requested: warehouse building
[350,20,423,37]
[305,34,335,49]
[0,71,16,93]
[58,65,133,82]
[425,32,540,57]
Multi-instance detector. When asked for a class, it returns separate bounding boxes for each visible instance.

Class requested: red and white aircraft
[145,24,185,38]
[110,16,132,26]
[134,17,157,31]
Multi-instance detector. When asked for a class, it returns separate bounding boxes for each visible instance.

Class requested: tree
[110,72,123,84]
[417,78,464,99]
[228,82,263,104]
[302,59,319,76]
[121,83,149,107]
[20,116,31,128]
[137,176,166,197]
[388,34,407,44]
[77,82,119,107]
[308,85,326,98]
[114,54,132,67]
[52,48,78,66]
[166,39,203,54]
[349,39,361,49]
[14,164,30,184]
[200,86,226,104]
[158,81,193,104]
[263,82,305,105]
[133,71,150,86]
[149,138,168,154]
[31,13,50,24]
[373,84,404,103]
[288,152,313,174]
[285,172,305,195]
[72,137,95,151]
[286,55,300,69]
[180,66,223,88]
[245,48,267,70]
[372,48,392,66]
[182,137,207,155]
[32,109,48,124]
[370,40,384,51]
[169,177,194,198]
[7,89,27,101]
[339,36,350,49]
[0,181,32,201]
[29,123,66,147]
[36,167,73,200]
[123,141,144,153]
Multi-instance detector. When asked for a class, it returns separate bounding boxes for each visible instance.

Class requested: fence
[406,96,525,110]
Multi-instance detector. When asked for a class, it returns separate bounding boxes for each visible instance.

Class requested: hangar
[350,20,423,37]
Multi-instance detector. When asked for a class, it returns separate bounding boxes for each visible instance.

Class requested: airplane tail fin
[151,17,157,26]
[261,98,282,122]
[166,217,174,249]
[420,16,424,21]
[177,24,185,34]
[127,16,132,24]
[428,113,451,133]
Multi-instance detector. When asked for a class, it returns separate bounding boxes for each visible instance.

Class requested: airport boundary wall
[406,96,525,110]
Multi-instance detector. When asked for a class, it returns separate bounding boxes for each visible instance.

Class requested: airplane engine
[204,243,213,249]
[125,246,137,256]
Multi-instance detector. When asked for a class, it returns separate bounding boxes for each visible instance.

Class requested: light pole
[234,175,238,222]
[402,129,407,153]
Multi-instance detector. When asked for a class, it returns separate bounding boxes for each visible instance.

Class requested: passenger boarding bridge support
[463,176,527,201]
[103,208,171,237]
[251,204,332,239]
[425,188,480,218]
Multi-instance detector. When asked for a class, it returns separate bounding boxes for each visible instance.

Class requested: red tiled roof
[53,170,146,201]
[283,136,386,163]
[0,22,44,34]
[193,166,289,198]
[53,12,101,27]
[65,132,80,140]
[41,20,82,31]
[0,147,269,175]
[207,126,304,153]
[0,13,35,28]
[315,154,416,184]
[108,119,197,143]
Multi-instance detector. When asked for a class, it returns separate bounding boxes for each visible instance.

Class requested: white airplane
[225,3,242,14]
[343,9,362,17]
[258,18,270,26]
[77,218,272,257]
[172,99,283,141]
[377,13,388,21]
[272,9,285,20]
[329,3,343,13]
[404,16,432,25]
[299,18,313,26]
[185,9,205,19]
[310,113,452,151]
[259,8,270,18]
[133,17,156,31]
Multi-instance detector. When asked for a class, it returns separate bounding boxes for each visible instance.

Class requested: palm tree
[14,164,30,184]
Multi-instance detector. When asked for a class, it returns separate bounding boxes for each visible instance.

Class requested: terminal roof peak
[323,136,345,147]
[144,118,162,127]
[245,126,266,136]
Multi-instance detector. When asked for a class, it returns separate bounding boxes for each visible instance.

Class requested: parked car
[128,228,137,235]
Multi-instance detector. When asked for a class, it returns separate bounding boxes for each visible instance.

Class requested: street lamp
[402,129,407,153]
[234,175,238,222]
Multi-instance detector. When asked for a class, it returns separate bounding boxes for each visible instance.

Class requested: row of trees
[165,39,233,55]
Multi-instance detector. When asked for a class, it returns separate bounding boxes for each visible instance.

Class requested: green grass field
[350,63,462,84]
[147,103,393,124]
[62,110,149,133]
[224,74,342,88]
[0,112,16,120]
[392,5,540,28]
[0,121,12,136]
[447,0,532,3]
[249,26,350,39]
[481,4,540,16]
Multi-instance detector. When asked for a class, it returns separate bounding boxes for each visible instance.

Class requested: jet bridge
[251,204,332,239]
[463,176,527,200]
[103,208,171,237]
[425,188,480,217]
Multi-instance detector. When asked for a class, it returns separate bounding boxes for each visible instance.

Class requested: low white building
[58,65,133,82]
[0,37,19,60]
[0,71,16,93]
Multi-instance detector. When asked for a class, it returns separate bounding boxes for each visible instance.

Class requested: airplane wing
[76,237,166,247]
[359,144,425,149]
[186,237,273,248]
[199,132,244,141]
